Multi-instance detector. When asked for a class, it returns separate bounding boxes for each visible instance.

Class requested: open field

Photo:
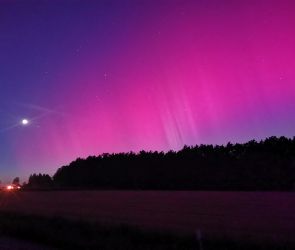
[0,191,294,244]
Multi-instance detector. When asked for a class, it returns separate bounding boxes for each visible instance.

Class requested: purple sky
[0,0,295,183]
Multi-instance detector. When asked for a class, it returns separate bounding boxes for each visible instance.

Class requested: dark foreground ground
[0,191,294,249]
[0,212,196,250]
[0,236,55,250]
[0,212,292,250]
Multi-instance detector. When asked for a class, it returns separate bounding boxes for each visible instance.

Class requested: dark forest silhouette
[26,136,295,191]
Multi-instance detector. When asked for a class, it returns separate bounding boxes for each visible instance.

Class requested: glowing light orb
[21,119,29,125]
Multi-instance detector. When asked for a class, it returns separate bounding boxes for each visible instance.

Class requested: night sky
[1,0,295,182]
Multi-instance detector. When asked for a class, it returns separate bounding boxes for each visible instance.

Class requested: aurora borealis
[0,0,295,182]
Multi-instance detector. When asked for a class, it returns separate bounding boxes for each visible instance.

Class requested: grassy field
[0,191,294,249]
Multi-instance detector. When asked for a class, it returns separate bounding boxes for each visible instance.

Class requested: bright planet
[21,119,29,125]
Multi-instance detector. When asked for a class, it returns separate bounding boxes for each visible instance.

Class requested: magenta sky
[0,0,295,182]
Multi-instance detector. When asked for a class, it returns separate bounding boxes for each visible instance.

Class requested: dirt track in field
[0,191,294,243]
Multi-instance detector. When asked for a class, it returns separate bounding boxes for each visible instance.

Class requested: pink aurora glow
[2,1,295,179]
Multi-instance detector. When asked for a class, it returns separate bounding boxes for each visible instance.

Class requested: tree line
[25,136,295,191]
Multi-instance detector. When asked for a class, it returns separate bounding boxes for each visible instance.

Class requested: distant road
[0,191,294,243]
